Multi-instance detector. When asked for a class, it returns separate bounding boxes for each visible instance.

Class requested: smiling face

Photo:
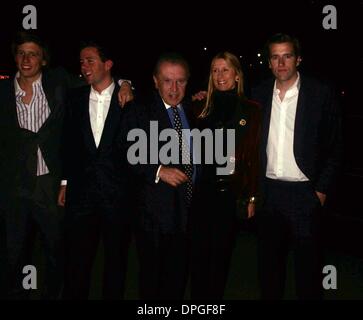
[80,46,113,90]
[211,58,239,91]
[268,42,301,86]
[153,61,188,106]
[15,42,46,82]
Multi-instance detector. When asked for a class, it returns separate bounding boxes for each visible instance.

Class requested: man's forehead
[80,54,99,60]
[160,62,185,70]
[80,47,100,57]
[17,41,42,52]
[270,42,294,53]
[159,63,187,76]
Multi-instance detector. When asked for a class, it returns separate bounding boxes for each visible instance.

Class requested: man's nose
[81,63,89,70]
[170,81,177,91]
[278,57,285,66]
[23,54,30,63]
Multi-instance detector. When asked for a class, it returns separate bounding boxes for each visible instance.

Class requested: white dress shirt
[89,82,115,147]
[266,72,308,182]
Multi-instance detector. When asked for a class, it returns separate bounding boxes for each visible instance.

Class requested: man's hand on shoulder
[118,81,134,108]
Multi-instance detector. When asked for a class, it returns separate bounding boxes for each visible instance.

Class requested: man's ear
[42,60,47,66]
[105,60,113,71]
[296,56,302,67]
[153,75,159,89]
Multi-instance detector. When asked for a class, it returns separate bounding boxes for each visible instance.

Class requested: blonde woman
[190,52,261,299]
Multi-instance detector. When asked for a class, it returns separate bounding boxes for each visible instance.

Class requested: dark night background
[1,0,363,300]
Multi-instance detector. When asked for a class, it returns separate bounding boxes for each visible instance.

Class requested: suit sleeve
[247,104,262,198]
[118,103,159,185]
[315,85,343,194]
[60,90,75,182]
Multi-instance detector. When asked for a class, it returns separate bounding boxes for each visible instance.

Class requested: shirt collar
[162,99,180,110]
[273,72,300,96]
[90,81,115,98]
[14,72,43,95]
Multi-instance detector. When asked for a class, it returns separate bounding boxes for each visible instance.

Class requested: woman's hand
[192,90,207,102]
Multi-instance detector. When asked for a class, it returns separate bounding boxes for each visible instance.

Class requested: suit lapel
[152,94,173,131]
[41,70,55,112]
[261,79,274,152]
[97,85,120,150]
[38,70,58,132]
[79,86,97,153]
[293,77,308,155]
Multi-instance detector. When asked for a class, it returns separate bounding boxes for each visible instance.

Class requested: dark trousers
[62,205,131,300]
[135,230,189,300]
[5,174,64,299]
[0,214,6,298]
[190,188,237,300]
[258,178,323,300]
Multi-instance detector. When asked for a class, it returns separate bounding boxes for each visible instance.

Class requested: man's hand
[118,82,134,107]
[315,191,326,206]
[191,90,207,102]
[58,185,66,207]
[159,166,188,187]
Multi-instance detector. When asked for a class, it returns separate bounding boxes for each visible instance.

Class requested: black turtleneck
[207,88,239,129]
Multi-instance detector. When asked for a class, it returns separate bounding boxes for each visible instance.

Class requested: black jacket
[0,67,74,206]
[62,83,131,212]
[251,74,343,196]
[119,92,198,233]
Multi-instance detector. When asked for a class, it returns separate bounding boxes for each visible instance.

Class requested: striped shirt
[15,73,51,176]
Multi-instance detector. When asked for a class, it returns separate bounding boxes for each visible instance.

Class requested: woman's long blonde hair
[199,52,244,118]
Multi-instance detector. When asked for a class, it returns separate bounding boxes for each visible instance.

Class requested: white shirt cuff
[61,180,67,186]
[155,165,162,183]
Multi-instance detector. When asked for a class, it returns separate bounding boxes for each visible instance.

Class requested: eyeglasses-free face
[268,42,301,84]
[211,58,239,91]
[153,62,188,106]
[15,42,46,81]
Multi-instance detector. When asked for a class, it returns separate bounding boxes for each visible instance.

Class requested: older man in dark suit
[252,33,343,299]
[120,53,197,299]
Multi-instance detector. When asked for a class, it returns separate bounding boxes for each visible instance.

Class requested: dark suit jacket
[63,83,130,212]
[120,92,197,233]
[0,67,73,207]
[251,74,343,197]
